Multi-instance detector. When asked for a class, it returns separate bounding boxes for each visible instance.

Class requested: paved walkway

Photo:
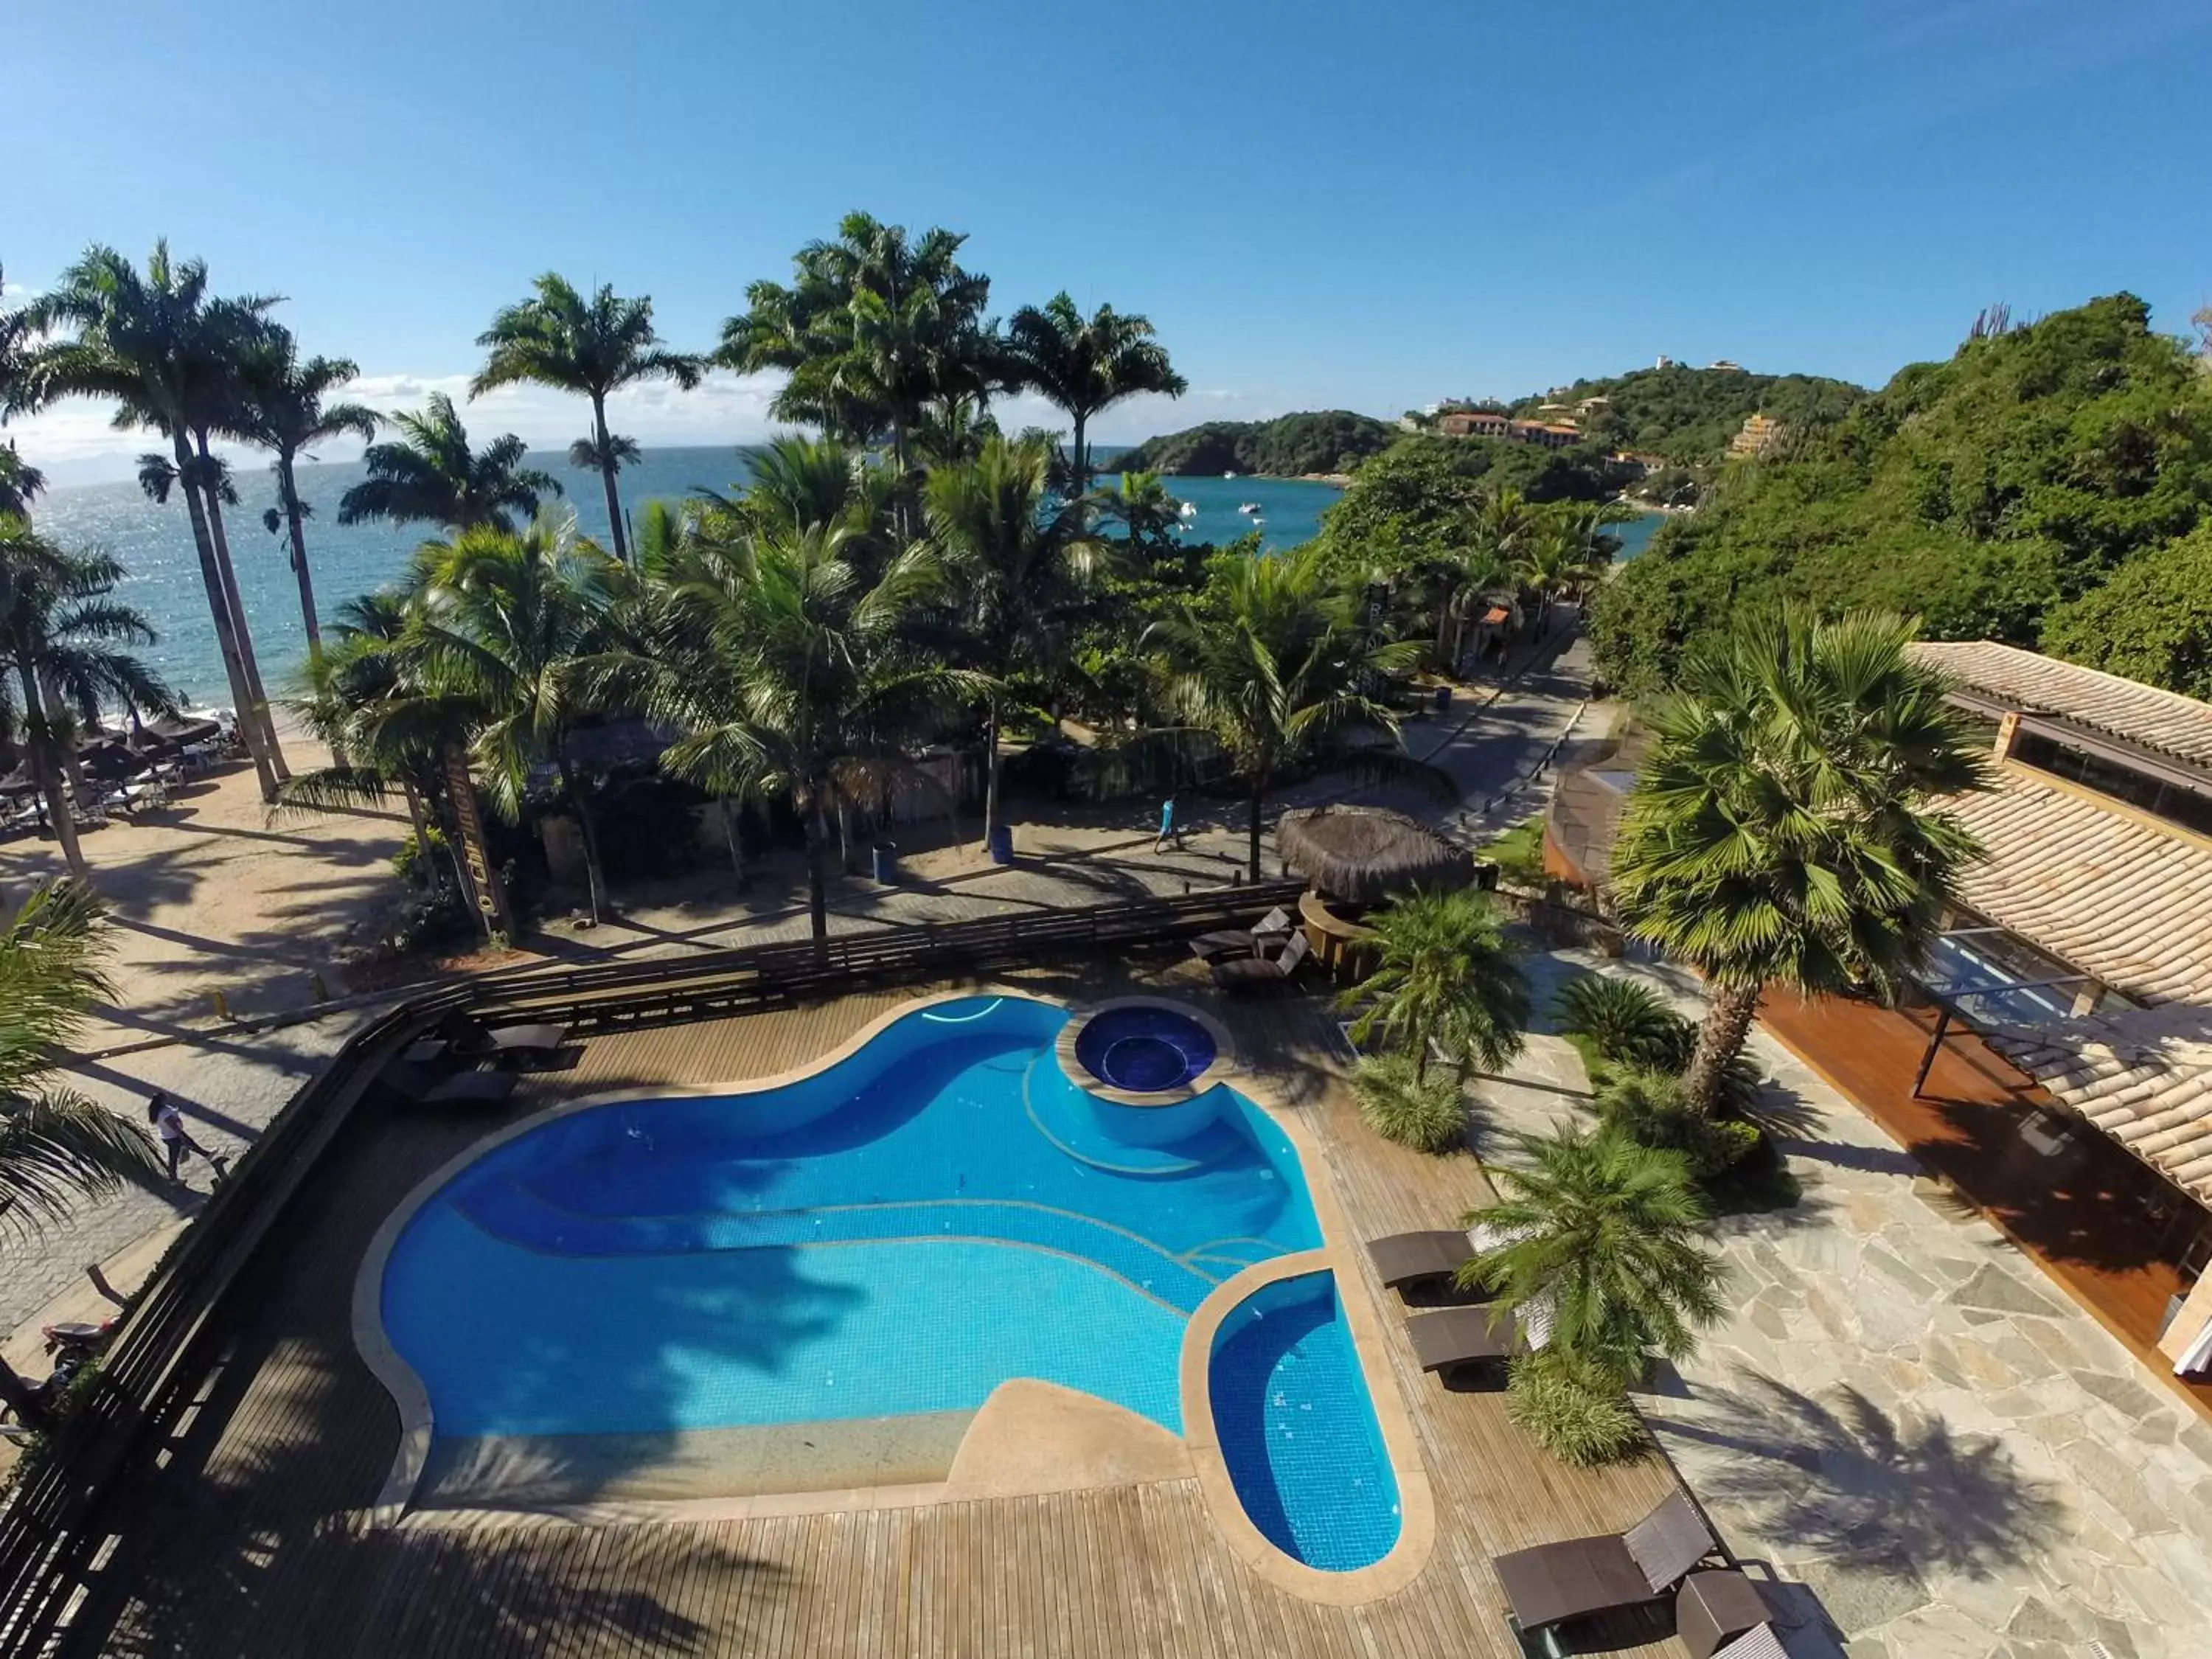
[1478,947,2212,1659]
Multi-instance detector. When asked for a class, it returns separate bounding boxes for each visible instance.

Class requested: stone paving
[1476,948,2212,1659]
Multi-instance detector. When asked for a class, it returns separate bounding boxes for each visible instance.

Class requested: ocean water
[28,445,1344,709]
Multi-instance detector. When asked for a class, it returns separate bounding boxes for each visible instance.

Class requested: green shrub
[391,827,451,891]
[1481,815,1548,888]
[1593,1069,1760,1178]
[1505,1350,1646,1467]
[1553,974,1694,1071]
[1349,1053,1469,1154]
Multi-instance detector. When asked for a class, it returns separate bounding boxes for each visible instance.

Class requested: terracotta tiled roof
[1981,1004,2212,1203]
[1945,774,2212,1006]
[1910,640,2212,770]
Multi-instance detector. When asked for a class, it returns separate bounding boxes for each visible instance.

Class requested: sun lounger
[1407,1304,1524,1381]
[379,1059,518,1107]
[417,1012,571,1066]
[1186,905,1295,962]
[1493,1490,1721,1638]
[1365,1230,1478,1298]
[1211,927,1311,990]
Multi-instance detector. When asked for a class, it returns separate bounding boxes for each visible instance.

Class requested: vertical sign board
[443,745,514,939]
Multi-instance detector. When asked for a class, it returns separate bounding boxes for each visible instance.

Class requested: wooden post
[444,745,515,941]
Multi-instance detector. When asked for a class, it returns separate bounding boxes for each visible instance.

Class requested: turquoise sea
[27,443,1657,709]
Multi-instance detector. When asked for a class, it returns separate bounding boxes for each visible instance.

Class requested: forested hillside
[1590,295,2212,698]
[1509,364,1865,463]
[1106,411,1394,476]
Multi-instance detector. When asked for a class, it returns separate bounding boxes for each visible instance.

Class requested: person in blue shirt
[1155,794,1182,852]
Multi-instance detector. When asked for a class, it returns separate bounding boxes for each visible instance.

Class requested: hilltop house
[1726,411,1784,457]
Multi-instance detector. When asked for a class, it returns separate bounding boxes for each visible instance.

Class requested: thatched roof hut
[1277,805,1473,904]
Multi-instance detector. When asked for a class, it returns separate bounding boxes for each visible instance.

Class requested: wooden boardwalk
[66,959,1696,1658]
[1757,990,2212,1422]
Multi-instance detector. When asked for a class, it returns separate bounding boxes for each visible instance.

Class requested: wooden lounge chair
[1211,928,1311,990]
[1407,1304,1524,1383]
[1186,905,1294,963]
[1365,1230,1477,1300]
[1493,1490,1722,1643]
[414,1012,571,1068]
[378,1059,518,1108]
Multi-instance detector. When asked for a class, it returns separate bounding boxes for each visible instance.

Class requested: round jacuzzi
[1074,1004,1218,1093]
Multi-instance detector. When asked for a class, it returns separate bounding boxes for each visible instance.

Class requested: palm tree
[406,523,620,925]
[337,393,559,535]
[0,881,161,1427]
[1461,1124,1727,1388]
[1339,888,1528,1082]
[925,436,1111,846]
[472,276,703,564]
[1147,546,1450,879]
[634,518,973,954]
[1610,609,1989,1113]
[30,243,281,799]
[1096,470,1185,557]
[232,326,380,655]
[0,270,44,518]
[1003,293,1187,495]
[718,214,997,534]
[0,523,172,877]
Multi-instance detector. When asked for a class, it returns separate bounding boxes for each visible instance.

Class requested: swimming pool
[1206,1272,1402,1571]
[1072,1002,1218,1093]
[378,995,1324,1441]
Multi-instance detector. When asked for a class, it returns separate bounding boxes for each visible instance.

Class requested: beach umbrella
[1277,804,1474,905]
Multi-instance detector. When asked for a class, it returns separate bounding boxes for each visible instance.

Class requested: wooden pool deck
[65,959,1702,1658]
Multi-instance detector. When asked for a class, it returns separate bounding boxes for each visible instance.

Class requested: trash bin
[1434,685,1453,714]
[871,841,899,883]
[987,824,1015,866]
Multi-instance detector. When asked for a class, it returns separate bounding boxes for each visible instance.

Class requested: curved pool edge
[1178,1249,1436,1605]
[1054,995,1239,1106]
[351,985,1053,1524]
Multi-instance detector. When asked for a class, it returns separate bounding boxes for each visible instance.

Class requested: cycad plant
[0,882,161,1427]
[1147,545,1452,879]
[1610,608,1989,1111]
[1340,888,1528,1082]
[473,275,703,563]
[1461,1123,1726,1390]
[1552,973,1692,1072]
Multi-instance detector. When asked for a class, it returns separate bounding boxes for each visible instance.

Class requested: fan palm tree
[337,393,559,535]
[1340,888,1529,1082]
[1610,609,1989,1113]
[405,523,620,924]
[471,276,703,564]
[29,243,280,799]
[925,436,1112,845]
[633,518,975,954]
[0,523,173,877]
[0,881,162,1427]
[1147,546,1451,879]
[232,326,380,655]
[1002,293,1186,496]
[1461,1124,1727,1388]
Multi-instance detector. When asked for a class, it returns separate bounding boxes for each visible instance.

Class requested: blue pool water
[381,995,1321,1439]
[1207,1273,1402,1571]
[1074,1004,1217,1093]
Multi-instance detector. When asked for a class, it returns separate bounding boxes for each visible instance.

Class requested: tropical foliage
[0,882,161,1425]
[1002,294,1186,494]
[338,393,560,535]
[1610,608,1989,1112]
[1503,363,1865,465]
[1503,1349,1647,1467]
[1339,888,1527,1083]
[1105,410,1389,480]
[1346,1052,1468,1154]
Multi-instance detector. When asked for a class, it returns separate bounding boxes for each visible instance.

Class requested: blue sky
[11,0,2210,483]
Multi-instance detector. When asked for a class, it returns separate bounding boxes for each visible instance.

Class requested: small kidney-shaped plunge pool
[1071,1002,1220,1093]
[1207,1271,1401,1572]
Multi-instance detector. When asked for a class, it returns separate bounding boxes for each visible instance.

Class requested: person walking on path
[1155,794,1183,853]
[148,1092,226,1186]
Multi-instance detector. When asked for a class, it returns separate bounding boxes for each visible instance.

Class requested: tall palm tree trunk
[16,664,85,877]
[1246,776,1267,881]
[554,748,611,925]
[1684,981,1761,1115]
[592,393,629,564]
[277,459,324,653]
[1071,411,1088,497]
[718,796,748,891]
[804,804,831,959]
[171,439,277,801]
[194,447,288,787]
[400,780,436,872]
[982,698,1002,848]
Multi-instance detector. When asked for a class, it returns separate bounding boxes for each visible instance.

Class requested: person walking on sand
[1155,794,1183,854]
[148,1092,226,1186]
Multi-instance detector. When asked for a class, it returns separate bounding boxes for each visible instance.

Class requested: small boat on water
[1178,500,1197,518]
[1222,470,1237,479]
[1238,502,1262,515]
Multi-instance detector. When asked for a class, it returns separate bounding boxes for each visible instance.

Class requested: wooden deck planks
[74,962,1695,1658]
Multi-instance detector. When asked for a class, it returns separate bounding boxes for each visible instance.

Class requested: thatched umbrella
[1277,804,1473,904]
